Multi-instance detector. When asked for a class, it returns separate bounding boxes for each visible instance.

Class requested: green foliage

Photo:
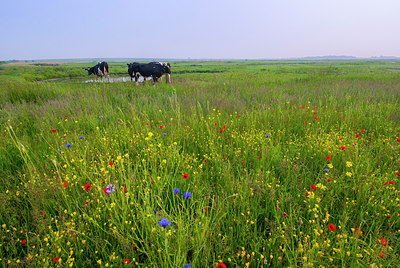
[0,60,400,267]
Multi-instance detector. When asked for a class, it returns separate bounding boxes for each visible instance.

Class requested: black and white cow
[127,62,171,85]
[85,61,109,77]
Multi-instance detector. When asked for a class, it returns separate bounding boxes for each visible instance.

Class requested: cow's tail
[104,62,109,76]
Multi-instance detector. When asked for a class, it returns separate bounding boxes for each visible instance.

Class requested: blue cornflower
[163,133,167,136]
[324,168,329,172]
[183,192,192,199]
[99,116,103,118]
[173,188,179,194]
[66,143,71,148]
[183,265,192,268]
[154,209,157,214]
[58,150,62,153]
[158,218,171,228]
[266,134,270,138]
[79,136,83,139]
[104,184,115,195]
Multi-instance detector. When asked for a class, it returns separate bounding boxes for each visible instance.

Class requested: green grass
[0,60,399,267]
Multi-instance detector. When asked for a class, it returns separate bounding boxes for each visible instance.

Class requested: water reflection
[39,76,153,83]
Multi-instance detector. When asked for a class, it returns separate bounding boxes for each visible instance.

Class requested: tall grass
[0,61,399,267]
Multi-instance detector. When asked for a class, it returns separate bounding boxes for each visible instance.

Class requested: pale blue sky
[1,0,399,60]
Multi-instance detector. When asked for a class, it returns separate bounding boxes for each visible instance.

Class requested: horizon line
[2,55,400,63]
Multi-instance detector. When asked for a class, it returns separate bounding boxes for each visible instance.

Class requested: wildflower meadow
[0,60,399,267]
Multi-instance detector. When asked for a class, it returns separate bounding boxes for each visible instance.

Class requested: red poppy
[132,244,136,248]
[53,257,60,263]
[63,181,68,187]
[311,185,318,190]
[242,160,244,163]
[396,172,400,176]
[151,180,155,184]
[314,117,319,120]
[380,237,388,246]
[306,192,310,196]
[21,239,27,245]
[123,259,130,265]
[109,161,114,166]
[354,228,362,236]
[389,181,395,184]
[387,215,391,219]
[103,186,110,194]
[283,212,289,217]
[355,134,360,138]
[327,178,332,182]
[214,123,217,125]
[284,121,286,123]
[383,181,389,185]
[220,129,224,133]
[204,159,207,162]
[217,263,227,268]
[204,208,208,212]
[84,183,91,191]
[361,129,365,132]
[258,155,261,159]
[183,173,188,179]
[397,138,400,142]
[84,201,89,206]
[223,125,226,129]
[340,146,346,150]
[328,223,336,232]
[326,155,331,161]
[51,129,56,133]
[122,186,127,192]
[304,121,307,124]
[159,125,163,129]
[379,252,385,258]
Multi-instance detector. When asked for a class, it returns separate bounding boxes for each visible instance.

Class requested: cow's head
[162,62,171,74]
[162,62,171,83]
[85,67,95,75]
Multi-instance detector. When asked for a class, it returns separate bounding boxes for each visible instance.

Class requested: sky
[1,0,400,60]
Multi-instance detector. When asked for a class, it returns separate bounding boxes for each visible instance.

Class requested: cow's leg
[135,73,140,86]
[152,76,158,86]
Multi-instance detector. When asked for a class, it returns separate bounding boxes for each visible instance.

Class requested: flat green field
[0,60,399,267]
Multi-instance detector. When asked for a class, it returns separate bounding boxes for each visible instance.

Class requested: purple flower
[183,192,192,199]
[158,218,171,228]
[173,188,179,194]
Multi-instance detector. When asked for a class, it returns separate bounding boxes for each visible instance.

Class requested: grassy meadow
[0,60,400,267]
